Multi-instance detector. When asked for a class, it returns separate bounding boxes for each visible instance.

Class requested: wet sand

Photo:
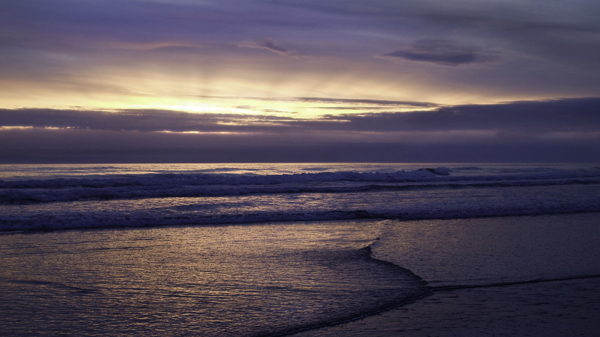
[294,276,600,336]
[295,213,600,336]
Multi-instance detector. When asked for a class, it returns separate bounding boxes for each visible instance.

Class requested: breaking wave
[1,164,599,232]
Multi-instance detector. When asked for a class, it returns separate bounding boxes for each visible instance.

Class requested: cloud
[238,39,296,55]
[322,98,600,133]
[194,95,437,107]
[3,0,600,103]
[0,109,298,133]
[2,98,599,136]
[0,0,309,54]
[1,98,599,163]
[276,0,600,35]
[1,128,598,163]
[293,97,438,107]
[383,39,501,66]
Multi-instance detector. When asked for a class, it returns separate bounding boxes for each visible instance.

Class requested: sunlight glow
[158,130,257,135]
[0,126,34,130]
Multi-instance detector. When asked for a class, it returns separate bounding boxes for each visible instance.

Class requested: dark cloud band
[2,98,599,134]
[384,39,501,66]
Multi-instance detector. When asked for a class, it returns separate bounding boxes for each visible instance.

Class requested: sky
[1,0,599,163]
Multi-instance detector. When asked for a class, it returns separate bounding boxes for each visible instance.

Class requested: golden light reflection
[158,131,252,135]
[0,126,34,130]
[0,126,68,130]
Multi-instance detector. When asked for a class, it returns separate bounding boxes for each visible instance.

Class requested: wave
[5,166,600,188]
[260,244,432,337]
[0,168,447,188]
[2,205,600,233]
[0,236,432,337]
[1,178,598,205]
[1,165,599,232]
[2,167,599,205]
[431,274,600,292]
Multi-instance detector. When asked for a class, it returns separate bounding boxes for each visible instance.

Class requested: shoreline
[2,214,599,335]
[293,276,600,336]
[294,213,600,336]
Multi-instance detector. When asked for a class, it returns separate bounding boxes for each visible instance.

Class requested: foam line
[431,274,600,292]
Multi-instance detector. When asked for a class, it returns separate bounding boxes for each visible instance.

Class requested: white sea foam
[0,164,599,231]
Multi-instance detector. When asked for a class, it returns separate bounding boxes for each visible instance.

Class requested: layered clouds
[2,0,600,105]
[1,98,599,162]
[0,0,599,162]
[2,98,599,135]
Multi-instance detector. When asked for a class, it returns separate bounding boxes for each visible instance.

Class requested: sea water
[1,163,599,231]
[0,221,430,336]
[1,163,599,335]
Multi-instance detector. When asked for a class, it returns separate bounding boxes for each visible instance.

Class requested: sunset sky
[1,0,599,163]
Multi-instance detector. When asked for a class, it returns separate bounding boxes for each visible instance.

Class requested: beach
[1,164,599,336]
[5,213,597,336]
[296,213,600,337]
[2,0,600,333]
[295,276,600,336]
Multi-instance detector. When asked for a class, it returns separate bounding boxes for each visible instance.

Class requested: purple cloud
[239,39,296,55]
[384,39,501,66]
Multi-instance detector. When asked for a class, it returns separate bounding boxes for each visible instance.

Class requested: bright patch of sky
[0,0,599,162]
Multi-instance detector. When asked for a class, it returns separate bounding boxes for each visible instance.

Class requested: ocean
[1,163,599,336]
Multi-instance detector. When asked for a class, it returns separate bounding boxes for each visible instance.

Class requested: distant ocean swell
[1,165,599,231]
[3,201,599,232]
[1,167,599,204]
[1,178,599,205]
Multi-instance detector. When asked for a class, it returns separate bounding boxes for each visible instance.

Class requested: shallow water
[1,163,599,335]
[0,220,428,336]
[1,214,599,336]
[294,212,600,337]
[372,212,600,287]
